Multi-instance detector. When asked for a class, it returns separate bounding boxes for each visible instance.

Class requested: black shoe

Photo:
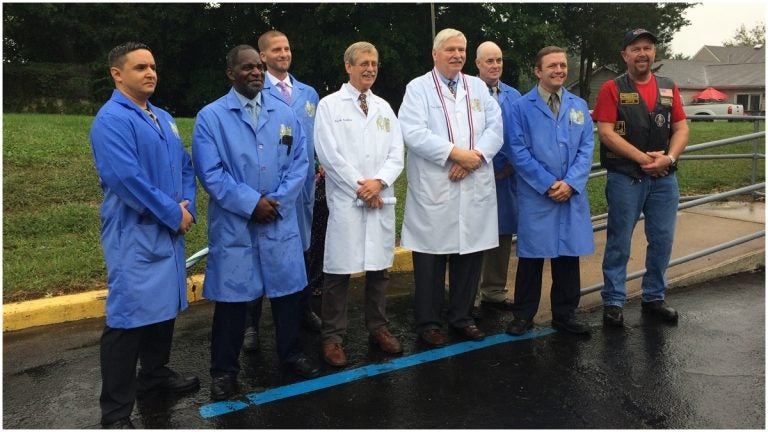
[641,300,679,322]
[102,417,135,429]
[552,316,590,334]
[286,355,321,379]
[603,305,624,327]
[481,299,515,311]
[137,370,199,397]
[210,375,238,401]
[242,326,260,352]
[506,318,534,336]
[303,310,323,332]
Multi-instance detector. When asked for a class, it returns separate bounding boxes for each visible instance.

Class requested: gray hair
[433,28,466,50]
[344,41,378,65]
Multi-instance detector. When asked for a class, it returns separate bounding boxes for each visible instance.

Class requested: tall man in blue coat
[240,31,323,353]
[504,46,595,336]
[474,41,522,315]
[192,45,320,401]
[90,42,199,429]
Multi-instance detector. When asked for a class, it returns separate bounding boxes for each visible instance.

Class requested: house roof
[693,45,765,64]
[653,58,765,90]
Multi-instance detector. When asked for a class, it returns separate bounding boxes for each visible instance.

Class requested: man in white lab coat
[314,42,404,366]
[398,28,503,347]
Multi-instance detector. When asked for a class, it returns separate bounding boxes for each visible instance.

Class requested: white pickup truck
[684,102,744,119]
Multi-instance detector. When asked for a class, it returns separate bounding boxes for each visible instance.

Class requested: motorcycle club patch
[613,121,626,135]
[620,92,639,104]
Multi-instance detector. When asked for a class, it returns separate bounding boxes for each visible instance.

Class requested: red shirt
[592,74,686,123]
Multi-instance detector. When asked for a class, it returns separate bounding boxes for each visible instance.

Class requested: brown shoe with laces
[419,328,446,347]
[322,342,348,367]
[369,328,403,354]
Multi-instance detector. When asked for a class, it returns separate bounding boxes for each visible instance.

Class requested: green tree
[723,22,766,47]
[555,3,693,103]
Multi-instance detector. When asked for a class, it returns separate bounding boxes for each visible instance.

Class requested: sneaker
[603,305,624,327]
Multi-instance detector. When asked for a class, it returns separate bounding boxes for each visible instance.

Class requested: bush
[3,62,104,115]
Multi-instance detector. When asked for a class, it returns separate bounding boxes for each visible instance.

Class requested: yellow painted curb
[3,248,414,333]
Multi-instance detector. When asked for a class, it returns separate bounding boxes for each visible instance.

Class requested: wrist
[667,154,677,166]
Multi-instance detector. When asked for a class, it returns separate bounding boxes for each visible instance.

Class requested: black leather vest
[600,74,675,178]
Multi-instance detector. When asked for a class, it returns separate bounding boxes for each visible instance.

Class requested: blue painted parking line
[199,327,556,419]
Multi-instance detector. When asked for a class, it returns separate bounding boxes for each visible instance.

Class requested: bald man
[473,41,522,316]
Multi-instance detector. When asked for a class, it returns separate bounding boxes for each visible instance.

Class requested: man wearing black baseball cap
[622,28,658,49]
[592,28,689,328]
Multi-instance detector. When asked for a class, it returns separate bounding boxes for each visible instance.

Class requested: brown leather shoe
[419,328,446,347]
[322,342,348,367]
[454,324,486,341]
[369,328,403,354]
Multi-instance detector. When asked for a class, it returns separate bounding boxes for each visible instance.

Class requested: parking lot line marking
[199,327,556,419]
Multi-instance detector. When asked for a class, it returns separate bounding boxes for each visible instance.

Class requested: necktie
[145,108,160,129]
[489,86,499,101]
[447,80,456,97]
[276,81,291,104]
[359,93,368,116]
[245,101,259,126]
[548,93,560,117]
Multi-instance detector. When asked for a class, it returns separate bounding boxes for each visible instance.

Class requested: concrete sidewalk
[3,202,764,332]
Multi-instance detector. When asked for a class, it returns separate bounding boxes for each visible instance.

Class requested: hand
[640,151,671,177]
[495,163,514,180]
[448,163,470,181]
[356,178,383,204]
[177,200,194,235]
[366,196,384,209]
[449,147,483,172]
[547,180,573,203]
[251,196,280,223]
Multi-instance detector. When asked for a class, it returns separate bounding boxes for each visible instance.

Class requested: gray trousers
[477,235,514,304]
[321,270,389,344]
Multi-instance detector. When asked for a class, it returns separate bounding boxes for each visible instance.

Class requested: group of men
[90,27,687,428]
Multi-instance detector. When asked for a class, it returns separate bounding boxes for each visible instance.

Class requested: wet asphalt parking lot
[3,269,764,429]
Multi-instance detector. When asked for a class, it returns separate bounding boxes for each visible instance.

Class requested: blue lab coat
[505,85,595,258]
[495,81,522,235]
[192,88,309,301]
[90,90,197,329]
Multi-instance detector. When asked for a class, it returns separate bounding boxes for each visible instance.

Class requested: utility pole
[430,3,436,39]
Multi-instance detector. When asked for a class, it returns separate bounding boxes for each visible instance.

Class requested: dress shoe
[641,300,679,322]
[303,310,323,332]
[369,328,403,354]
[453,324,486,341]
[286,354,321,378]
[210,375,238,401]
[102,417,135,429]
[242,326,260,352]
[419,328,446,347]
[506,317,534,336]
[137,370,199,397]
[322,342,348,367]
[551,316,590,334]
[603,305,624,327]
[481,298,515,311]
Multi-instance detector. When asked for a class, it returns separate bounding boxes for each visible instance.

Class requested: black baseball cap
[622,28,657,49]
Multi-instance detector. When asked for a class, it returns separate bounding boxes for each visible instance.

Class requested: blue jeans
[601,171,679,306]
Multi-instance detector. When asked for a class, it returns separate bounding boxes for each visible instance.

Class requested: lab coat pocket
[417,169,450,204]
[132,223,173,263]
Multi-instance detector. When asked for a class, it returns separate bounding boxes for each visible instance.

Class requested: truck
[684,102,744,120]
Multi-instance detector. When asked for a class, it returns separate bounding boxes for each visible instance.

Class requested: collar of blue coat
[110,89,157,114]
[536,84,563,104]
[265,70,293,89]
[233,88,262,111]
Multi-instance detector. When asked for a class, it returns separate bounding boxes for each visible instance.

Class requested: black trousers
[100,318,175,424]
[211,290,303,378]
[412,251,483,332]
[512,256,581,321]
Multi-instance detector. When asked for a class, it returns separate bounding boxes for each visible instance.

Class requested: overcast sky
[670,1,766,57]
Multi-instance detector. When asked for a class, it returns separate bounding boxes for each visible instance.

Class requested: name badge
[620,92,640,104]
[376,116,391,132]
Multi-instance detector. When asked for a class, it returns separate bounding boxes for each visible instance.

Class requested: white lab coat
[314,84,404,274]
[398,70,503,254]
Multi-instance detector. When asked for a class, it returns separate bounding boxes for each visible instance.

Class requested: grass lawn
[3,113,764,302]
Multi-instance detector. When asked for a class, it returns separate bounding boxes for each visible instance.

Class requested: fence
[186,116,767,292]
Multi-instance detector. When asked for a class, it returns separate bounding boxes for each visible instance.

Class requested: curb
[2,248,415,332]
